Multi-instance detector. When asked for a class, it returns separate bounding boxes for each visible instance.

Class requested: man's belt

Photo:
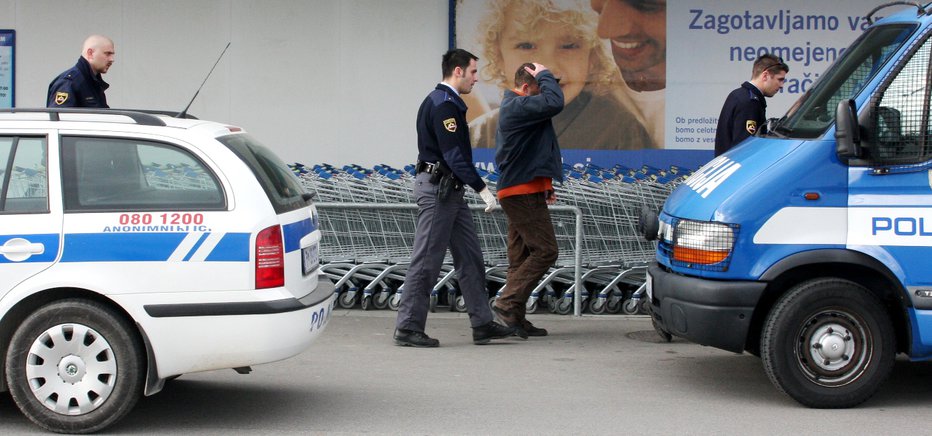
[415,160,439,174]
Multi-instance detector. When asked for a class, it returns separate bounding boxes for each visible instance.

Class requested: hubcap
[25,324,117,415]
[796,310,871,387]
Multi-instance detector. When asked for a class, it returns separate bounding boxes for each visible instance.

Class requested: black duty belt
[415,160,439,174]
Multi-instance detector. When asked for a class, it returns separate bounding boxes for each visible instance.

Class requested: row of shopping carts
[293,161,689,315]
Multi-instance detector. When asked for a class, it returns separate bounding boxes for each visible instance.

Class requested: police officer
[714,54,788,156]
[47,35,115,108]
[393,48,515,347]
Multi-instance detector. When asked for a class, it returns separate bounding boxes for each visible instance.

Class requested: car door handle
[0,238,45,261]
[0,243,45,254]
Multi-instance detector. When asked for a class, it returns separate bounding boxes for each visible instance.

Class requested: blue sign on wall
[0,30,14,108]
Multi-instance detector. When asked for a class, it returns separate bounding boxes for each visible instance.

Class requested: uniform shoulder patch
[443,118,457,132]
[745,120,757,135]
[54,92,69,106]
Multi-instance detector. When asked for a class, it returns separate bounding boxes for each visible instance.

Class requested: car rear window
[218,133,307,214]
[61,136,225,211]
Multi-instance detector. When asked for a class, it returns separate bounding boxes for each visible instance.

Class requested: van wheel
[761,279,894,408]
[5,299,145,433]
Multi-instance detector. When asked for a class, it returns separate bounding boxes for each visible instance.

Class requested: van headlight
[670,219,738,271]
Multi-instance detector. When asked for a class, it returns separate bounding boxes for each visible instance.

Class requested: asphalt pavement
[1,309,931,435]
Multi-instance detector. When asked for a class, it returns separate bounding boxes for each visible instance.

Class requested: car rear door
[0,133,62,295]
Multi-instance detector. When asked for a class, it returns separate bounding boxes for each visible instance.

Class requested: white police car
[0,108,333,432]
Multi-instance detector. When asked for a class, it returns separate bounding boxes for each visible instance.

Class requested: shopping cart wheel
[606,295,624,314]
[589,297,608,315]
[429,294,438,313]
[639,298,650,315]
[338,290,357,309]
[388,292,402,311]
[360,295,372,311]
[548,296,559,313]
[372,290,392,310]
[621,298,640,315]
[526,299,538,314]
[488,296,497,311]
[554,298,573,315]
[454,295,467,312]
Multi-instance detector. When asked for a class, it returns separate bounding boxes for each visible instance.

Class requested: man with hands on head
[492,62,564,338]
[393,48,515,348]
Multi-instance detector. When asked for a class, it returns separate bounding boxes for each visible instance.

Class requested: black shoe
[492,305,528,339]
[472,321,516,345]
[394,329,439,347]
[520,320,548,337]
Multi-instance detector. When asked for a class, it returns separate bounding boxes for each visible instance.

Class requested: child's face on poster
[498,8,590,104]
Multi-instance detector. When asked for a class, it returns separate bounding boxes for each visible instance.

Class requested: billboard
[454,0,888,172]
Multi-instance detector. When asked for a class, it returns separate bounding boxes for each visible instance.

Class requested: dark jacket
[714,81,765,156]
[494,70,565,190]
[415,83,485,193]
[47,57,110,108]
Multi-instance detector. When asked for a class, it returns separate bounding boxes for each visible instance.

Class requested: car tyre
[6,299,145,433]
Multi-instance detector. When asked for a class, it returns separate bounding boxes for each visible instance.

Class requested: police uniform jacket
[416,83,486,193]
[47,57,110,108]
[494,70,565,190]
[714,81,765,156]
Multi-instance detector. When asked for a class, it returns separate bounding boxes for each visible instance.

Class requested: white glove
[479,187,497,213]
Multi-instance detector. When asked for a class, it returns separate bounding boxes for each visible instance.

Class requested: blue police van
[646,4,932,408]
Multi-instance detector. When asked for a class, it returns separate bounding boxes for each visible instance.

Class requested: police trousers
[395,172,493,332]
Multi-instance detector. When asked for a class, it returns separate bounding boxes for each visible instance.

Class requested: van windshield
[218,133,308,214]
[773,24,916,138]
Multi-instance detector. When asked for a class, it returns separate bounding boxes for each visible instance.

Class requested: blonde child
[468,0,652,150]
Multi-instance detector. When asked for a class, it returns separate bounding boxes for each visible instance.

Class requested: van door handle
[1,238,45,261]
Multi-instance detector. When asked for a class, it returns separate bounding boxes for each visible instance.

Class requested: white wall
[0,0,448,167]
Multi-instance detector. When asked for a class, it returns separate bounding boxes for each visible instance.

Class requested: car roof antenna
[178,42,231,118]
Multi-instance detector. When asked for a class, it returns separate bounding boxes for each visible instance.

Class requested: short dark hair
[442,48,478,79]
[752,54,788,78]
[514,63,537,88]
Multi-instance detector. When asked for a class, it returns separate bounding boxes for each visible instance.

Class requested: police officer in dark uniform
[393,48,515,347]
[714,54,788,156]
[47,35,115,108]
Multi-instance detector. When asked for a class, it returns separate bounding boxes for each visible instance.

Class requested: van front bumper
[648,262,766,353]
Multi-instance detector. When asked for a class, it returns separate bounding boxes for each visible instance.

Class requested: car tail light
[255,225,284,289]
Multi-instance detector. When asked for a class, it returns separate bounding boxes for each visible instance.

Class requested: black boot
[472,321,516,345]
[394,329,439,347]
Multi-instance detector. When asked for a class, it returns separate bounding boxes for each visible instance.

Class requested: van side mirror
[835,99,862,159]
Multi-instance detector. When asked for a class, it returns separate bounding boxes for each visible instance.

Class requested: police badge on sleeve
[54,92,69,105]
[746,120,757,135]
[443,118,457,132]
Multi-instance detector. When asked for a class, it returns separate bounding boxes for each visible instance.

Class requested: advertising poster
[0,30,13,108]
[454,0,887,173]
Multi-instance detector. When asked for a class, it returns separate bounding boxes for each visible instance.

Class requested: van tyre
[761,278,894,408]
[5,299,145,433]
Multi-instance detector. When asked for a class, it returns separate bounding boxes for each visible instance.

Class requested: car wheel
[5,299,145,433]
[761,278,895,408]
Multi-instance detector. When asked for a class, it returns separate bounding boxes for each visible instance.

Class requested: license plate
[302,245,319,276]
[645,272,653,301]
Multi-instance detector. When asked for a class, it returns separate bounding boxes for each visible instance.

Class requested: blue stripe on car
[282,218,313,253]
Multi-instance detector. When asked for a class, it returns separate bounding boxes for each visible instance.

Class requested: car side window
[873,34,932,163]
[61,136,225,211]
[0,136,49,214]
